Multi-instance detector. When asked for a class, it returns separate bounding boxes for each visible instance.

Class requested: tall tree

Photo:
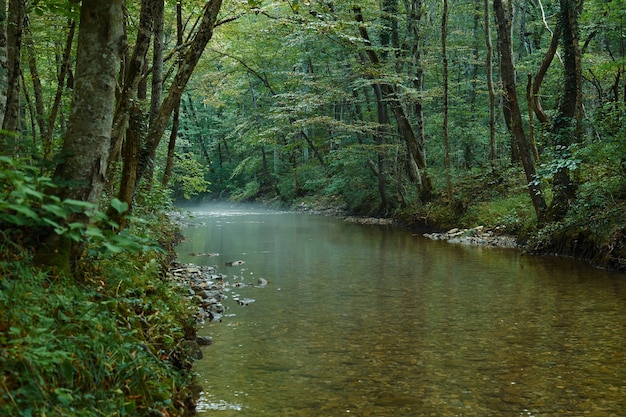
[0,0,6,136]
[442,0,452,197]
[1,0,25,151]
[139,0,223,187]
[484,0,497,165]
[493,0,547,222]
[41,0,124,269]
[354,6,433,199]
[549,0,583,220]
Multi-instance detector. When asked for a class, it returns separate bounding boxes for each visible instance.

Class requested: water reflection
[176,207,626,416]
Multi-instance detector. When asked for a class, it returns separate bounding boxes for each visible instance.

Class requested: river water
[175,206,626,417]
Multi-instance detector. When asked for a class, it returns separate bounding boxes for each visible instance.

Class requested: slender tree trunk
[44,19,75,159]
[373,83,390,214]
[494,0,547,222]
[532,25,560,126]
[442,0,452,198]
[149,0,164,126]
[116,103,143,229]
[161,101,179,188]
[139,0,223,187]
[484,0,497,165]
[24,22,47,144]
[109,0,158,164]
[526,73,540,162]
[404,0,428,180]
[354,6,433,199]
[1,0,25,152]
[0,0,6,137]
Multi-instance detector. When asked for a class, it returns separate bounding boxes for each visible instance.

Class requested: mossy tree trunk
[42,0,124,271]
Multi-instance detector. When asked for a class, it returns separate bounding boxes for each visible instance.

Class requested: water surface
[176,206,626,416]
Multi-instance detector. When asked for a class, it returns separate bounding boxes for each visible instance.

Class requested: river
[175,205,626,417]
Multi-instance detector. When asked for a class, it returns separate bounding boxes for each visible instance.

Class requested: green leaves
[0,157,157,256]
[109,198,129,215]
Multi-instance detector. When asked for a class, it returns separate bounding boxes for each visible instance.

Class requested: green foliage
[0,256,195,416]
[0,157,157,257]
[0,180,197,415]
[168,151,211,200]
[230,179,261,201]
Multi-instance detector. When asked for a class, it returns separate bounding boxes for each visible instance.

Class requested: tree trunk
[354,6,433,199]
[24,22,47,144]
[493,0,547,223]
[549,0,582,220]
[160,100,179,188]
[114,103,143,229]
[0,0,6,136]
[109,0,158,163]
[532,25,560,126]
[442,0,452,198]
[44,19,75,159]
[41,0,124,270]
[139,0,223,187]
[1,0,25,152]
[484,0,497,165]
[149,0,164,127]
[54,0,123,203]
[372,83,390,214]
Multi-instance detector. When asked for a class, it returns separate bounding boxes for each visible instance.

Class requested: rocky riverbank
[423,225,518,248]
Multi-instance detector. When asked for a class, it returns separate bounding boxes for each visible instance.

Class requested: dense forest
[0,0,625,415]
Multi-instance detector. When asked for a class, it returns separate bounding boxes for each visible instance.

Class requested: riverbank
[291,187,626,271]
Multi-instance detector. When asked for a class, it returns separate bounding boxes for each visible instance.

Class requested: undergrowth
[0,238,198,417]
[0,158,199,416]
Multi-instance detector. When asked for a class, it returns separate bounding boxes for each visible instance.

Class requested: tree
[484,0,497,165]
[139,0,223,187]
[548,0,583,220]
[493,0,547,222]
[442,0,452,197]
[38,0,124,269]
[1,0,25,152]
[354,6,433,200]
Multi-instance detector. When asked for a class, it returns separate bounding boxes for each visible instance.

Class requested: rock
[257,278,268,286]
[423,225,517,248]
[225,260,245,267]
[196,335,213,346]
[181,340,203,360]
[236,298,255,306]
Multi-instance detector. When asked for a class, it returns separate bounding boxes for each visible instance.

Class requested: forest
[0,0,625,415]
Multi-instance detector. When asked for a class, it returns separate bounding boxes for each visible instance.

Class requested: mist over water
[176,206,626,417]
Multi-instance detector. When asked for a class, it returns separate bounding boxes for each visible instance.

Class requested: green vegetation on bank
[1,158,197,416]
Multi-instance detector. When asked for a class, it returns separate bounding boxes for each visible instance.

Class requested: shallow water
[176,206,626,417]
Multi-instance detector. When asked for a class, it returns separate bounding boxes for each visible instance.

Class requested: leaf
[110,198,129,214]
[102,241,126,254]
[54,388,74,405]
[85,225,105,239]
[6,204,39,219]
[42,203,69,219]
[63,199,96,210]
